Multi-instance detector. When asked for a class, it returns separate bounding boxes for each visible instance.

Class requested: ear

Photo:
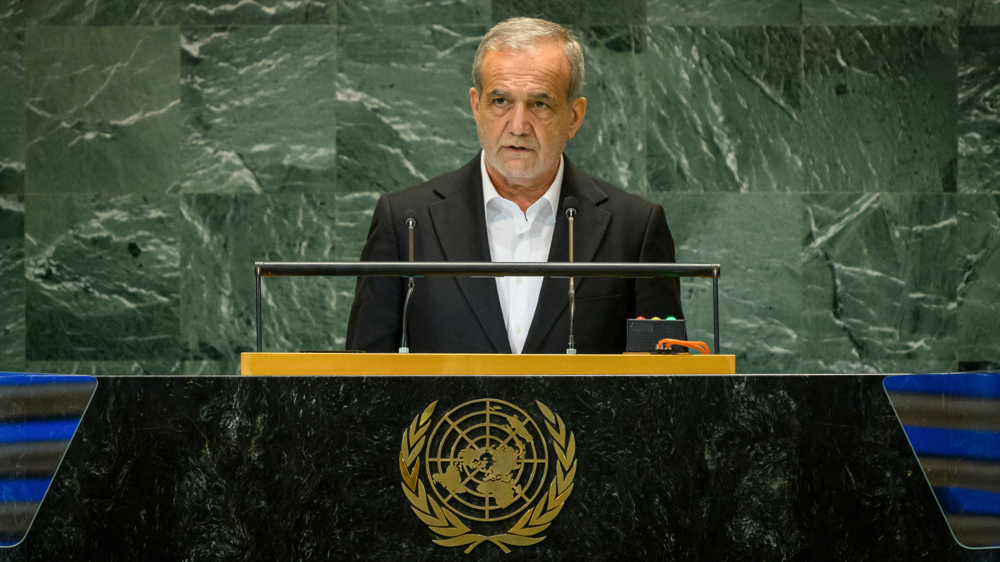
[469,87,480,121]
[566,96,587,140]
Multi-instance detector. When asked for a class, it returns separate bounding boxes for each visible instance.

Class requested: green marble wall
[0,0,997,374]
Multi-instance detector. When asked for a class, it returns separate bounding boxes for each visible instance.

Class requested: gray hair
[472,17,585,102]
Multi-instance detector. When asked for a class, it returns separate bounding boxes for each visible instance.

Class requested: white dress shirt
[481,152,564,354]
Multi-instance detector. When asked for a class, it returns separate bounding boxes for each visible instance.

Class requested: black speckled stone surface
[2,375,998,561]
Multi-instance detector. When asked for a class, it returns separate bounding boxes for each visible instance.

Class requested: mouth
[502,146,533,153]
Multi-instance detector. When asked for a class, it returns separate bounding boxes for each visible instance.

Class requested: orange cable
[656,338,711,355]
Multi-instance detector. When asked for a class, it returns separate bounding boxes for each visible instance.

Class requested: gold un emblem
[399,399,577,553]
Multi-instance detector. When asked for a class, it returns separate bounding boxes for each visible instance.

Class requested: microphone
[400,210,417,353]
[563,196,579,355]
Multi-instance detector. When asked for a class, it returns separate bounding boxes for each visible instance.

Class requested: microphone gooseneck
[400,211,417,353]
[563,197,579,355]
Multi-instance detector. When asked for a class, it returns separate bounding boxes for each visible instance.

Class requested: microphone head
[564,196,578,218]
[404,209,417,228]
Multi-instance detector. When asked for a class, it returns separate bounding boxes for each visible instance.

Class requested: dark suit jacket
[345,153,683,354]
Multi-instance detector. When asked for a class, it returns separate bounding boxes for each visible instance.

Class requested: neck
[485,158,560,215]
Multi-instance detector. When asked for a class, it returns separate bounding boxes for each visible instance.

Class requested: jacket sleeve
[633,203,685,324]
[345,195,406,352]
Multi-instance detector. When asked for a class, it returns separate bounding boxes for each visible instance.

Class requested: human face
[470,42,587,192]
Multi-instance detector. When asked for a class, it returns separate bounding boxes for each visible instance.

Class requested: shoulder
[564,158,659,218]
[383,154,480,208]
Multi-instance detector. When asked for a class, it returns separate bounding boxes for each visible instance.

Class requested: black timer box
[626,318,687,353]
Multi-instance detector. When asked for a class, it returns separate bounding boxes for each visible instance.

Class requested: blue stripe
[934,487,1000,517]
[884,373,1000,399]
[903,426,1000,462]
[0,478,50,503]
[0,420,81,444]
[0,373,97,386]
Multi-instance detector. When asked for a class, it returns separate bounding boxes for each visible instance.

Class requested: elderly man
[346,18,683,354]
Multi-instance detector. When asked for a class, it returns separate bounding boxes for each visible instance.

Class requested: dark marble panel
[648,0,800,26]
[24,26,181,195]
[0,195,25,372]
[956,194,1000,365]
[5,375,997,560]
[656,193,805,373]
[182,0,334,24]
[338,0,488,25]
[0,0,24,195]
[334,189,380,263]
[24,0,182,24]
[23,360,185,376]
[180,193,346,359]
[182,359,240,376]
[20,359,242,376]
[492,0,646,26]
[336,25,483,197]
[24,194,181,361]
[645,26,804,193]
[802,26,958,193]
[803,0,956,25]
[958,26,1000,194]
[564,26,647,193]
[801,194,958,373]
[24,0,333,25]
[175,25,337,194]
[0,0,22,23]
[959,0,1000,24]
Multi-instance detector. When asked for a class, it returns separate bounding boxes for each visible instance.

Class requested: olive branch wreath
[399,400,577,554]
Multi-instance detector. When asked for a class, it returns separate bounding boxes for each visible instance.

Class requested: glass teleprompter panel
[0,374,98,548]
[884,372,1000,549]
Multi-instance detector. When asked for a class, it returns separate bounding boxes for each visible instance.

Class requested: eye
[533,101,547,109]
[492,98,508,106]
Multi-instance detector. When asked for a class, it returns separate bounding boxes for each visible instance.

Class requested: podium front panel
[2,374,987,561]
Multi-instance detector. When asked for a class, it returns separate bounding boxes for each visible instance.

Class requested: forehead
[480,42,571,97]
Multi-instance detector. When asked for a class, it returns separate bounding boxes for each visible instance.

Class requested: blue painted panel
[903,425,1000,462]
[934,487,1000,517]
[0,420,82,444]
[884,373,1000,399]
[0,373,96,547]
[0,373,99,386]
[0,478,51,503]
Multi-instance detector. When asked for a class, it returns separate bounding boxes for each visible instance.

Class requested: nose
[508,103,530,137]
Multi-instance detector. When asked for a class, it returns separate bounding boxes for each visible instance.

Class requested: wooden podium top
[239,352,736,376]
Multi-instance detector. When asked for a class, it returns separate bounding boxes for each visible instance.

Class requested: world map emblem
[398,399,577,553]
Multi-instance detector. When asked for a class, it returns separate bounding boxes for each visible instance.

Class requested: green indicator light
[665,316,677,321]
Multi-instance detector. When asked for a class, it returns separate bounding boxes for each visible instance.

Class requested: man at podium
[346,17,683,354]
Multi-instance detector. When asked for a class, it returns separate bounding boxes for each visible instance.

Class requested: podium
[7,369,977,559]
[239,352,737,376]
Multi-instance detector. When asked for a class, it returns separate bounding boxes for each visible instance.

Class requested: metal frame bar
[255,264,262,354]
[254,261,722,354]
[713,266,720,356]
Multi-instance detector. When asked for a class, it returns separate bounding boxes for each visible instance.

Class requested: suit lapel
[522,157,610,353]
[428,154,512,354]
